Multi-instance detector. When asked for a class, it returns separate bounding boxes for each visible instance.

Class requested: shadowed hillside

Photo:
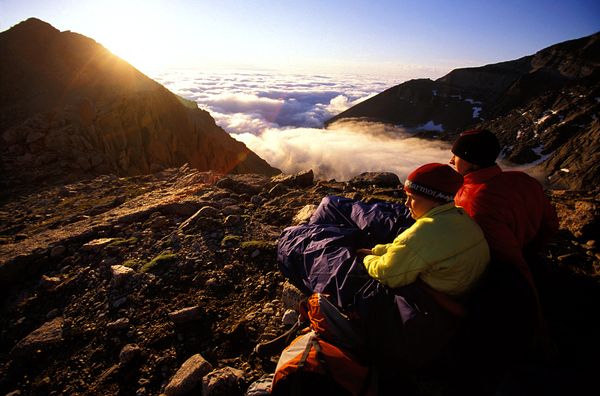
[327,32,600,191]
[0,18,279,196]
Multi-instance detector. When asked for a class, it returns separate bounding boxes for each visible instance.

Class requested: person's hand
[356,248,373,256]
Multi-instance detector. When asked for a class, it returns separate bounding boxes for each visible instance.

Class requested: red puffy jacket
[454,165,558,286]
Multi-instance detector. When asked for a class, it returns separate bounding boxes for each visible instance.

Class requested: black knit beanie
[451,129,501,167]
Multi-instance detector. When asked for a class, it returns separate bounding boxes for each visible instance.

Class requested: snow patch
[536,114,552,125]
[472,107,482,118]
[432,90,438,96]
[465,98,482,105]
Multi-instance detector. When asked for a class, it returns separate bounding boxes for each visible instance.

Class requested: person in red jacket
[449,129,558,288]
[448,130,559,378]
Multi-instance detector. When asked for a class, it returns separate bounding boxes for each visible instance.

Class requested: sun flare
[84,0,175,73]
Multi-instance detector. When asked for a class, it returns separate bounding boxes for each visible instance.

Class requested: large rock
[11,317,64,358]
[164,353,213,396]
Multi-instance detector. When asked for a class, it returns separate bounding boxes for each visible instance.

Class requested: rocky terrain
[0,166,599,395]
[326,32,600,191]
[0,18,278,196]
[1,16,599,396]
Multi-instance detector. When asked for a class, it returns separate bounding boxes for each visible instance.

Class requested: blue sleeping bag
[277,196,413,308]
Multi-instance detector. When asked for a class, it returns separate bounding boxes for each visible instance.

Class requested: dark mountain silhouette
[0,18,279,193]
[327,32,600,191]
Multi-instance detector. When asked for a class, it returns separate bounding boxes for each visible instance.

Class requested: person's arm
[363,236,425,288]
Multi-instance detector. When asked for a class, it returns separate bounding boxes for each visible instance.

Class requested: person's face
[405,191,438,220]
[449,154,477,176]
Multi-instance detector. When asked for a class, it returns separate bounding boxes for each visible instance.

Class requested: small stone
[119,343,142,364]
[205,278,218,287]
[293,204,318,225]
[110,265,134,287]
[50,245,66,257]
[168,306,202,325]
[107,318,130,331]
[222,205,242,215]
[268,183,287,197]
[224,215,241,227]
[46,309,60,320]
[281,281,305,310]
[262,308,274,315]
[250,195,265,205]
[135,387,147,396]
[82,238,114,251]
[202,366,245,396]
[282,309,299,326]
[197,206,220,218]
[112,296,128,308]
[40,275,61,289]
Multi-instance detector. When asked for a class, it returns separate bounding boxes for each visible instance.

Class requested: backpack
[301,293,364,351]
[271,293,375,396]
[271,330,375,396]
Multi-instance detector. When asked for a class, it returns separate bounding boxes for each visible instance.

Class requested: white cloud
[154,69,397,134]
[154,69,454,180]
[232,120,452,181]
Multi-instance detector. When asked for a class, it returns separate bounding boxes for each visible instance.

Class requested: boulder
[11,317,64,358]
[164,353,213,396]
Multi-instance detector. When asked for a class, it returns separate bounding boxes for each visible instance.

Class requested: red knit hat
[404,163,463,202]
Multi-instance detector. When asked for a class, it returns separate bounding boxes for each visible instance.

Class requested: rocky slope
[0,18,279,196]
[0,166,598,395]
[326,32,600,191]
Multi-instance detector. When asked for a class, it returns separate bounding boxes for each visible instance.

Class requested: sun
[83,0,176,74]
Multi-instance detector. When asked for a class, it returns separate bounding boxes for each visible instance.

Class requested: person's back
[449,129,559,391]
[455,165,558,285]
[450,129,558,286]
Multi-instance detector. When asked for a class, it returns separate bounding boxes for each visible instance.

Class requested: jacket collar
[420,202,456,219]
[463,164,502,184]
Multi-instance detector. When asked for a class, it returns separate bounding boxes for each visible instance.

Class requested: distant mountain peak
[6,17,60,35]
[326,31,600,191]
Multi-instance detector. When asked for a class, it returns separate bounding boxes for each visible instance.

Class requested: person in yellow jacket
[359,163,490,295]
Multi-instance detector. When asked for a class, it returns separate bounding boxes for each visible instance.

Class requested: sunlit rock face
[327,32,600,191]
[0,18,279,191]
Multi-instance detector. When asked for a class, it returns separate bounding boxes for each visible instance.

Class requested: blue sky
[1,0,599,77]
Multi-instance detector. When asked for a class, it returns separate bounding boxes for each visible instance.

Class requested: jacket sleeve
[363,238,426,288]
[372,243,391,256]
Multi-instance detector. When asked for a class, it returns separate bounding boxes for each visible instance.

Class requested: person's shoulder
[498,170,543,188]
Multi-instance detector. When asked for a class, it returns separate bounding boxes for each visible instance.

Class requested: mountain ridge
[326,32,600,191]
[0,18,279,196]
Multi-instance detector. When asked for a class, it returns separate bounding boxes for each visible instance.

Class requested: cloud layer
[154,70,452,181]
[233,120,452,181]
[154,70,392,134]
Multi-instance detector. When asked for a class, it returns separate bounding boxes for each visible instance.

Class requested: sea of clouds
[153,69,453,181]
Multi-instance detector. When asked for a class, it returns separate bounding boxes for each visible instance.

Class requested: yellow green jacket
[363,203,489,295]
